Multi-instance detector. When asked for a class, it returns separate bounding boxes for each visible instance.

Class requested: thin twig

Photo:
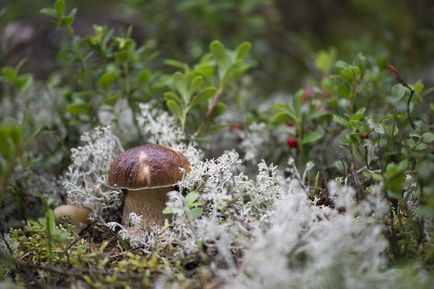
[205,87,223,119]
[388,64,415,129]
[406,87,415,129]
[195,87,223,135]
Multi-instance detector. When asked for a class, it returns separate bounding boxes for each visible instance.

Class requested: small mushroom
[108,144,190,227]
[54,204,91,226]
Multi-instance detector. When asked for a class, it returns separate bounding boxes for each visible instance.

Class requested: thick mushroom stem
[122,187,172,227]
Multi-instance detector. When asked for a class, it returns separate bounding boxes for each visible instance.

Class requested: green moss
[10,219,91,267]
[6,219,197,288]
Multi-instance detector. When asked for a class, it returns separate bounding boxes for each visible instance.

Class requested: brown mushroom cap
[54,205,91,226]
[107,144,190,190]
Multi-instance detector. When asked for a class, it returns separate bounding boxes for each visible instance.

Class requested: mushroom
[54,204,91,226]
[107,144,190,227]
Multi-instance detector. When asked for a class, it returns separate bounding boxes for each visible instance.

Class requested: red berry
[287,136,298,148]
[230,123,243,131]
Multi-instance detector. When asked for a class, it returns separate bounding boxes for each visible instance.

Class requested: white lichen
[62,126,123,215]
[221,180,391,289]
[137,103,203,164]
[238,122,270,163]
[138,103,185,147]
[65,123,407,289]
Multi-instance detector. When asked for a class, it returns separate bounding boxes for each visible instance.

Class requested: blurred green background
[1,0,433,92]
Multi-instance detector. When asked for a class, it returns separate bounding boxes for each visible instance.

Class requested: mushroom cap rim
[104,183,177,191]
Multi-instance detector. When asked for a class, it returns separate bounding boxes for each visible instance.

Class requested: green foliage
[164,40,251,132]
[0,62,33,93]
[314,48,337,75]
[332,107,370,147]
[40,0,77,32]
[4,219,188,287]
[0,117,42,230]
[272,89,327,165]
[163,191,204,220]
[9,219,90,266]
[55,24,157,129]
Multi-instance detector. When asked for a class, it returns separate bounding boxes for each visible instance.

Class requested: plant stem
[195,87,223,135]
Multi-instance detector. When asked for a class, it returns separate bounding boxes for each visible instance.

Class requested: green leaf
[422,132,434,143]
[165,59,189,71]
[162,207,173,214]
[334,160,345,172]
[189,76,204,95]
[46,209,56,236]
[353,53,367,69]
[173,72,189,103]
[335,60,348,70]
[164,92,180,103]
[234,63,250,76]
[416,206,434,218]
[209,102,227,120]
[397,159,408,171]
[306,111,328,121]
[391,84,407,99]
[302,129,325,145]
[387,191,402,200]
[1,66,17,81]
[340,65,360,82]
[384,162,407,198]
[68,8,77,18]
[352,107,366,120]
[54,0,65,16]
[273,103,297,123]
[162,207,183,215]
[66,102,88,115]
[195,63,214,76]
[191,87,217,107]
[166,100,183,121]
[185,191,200,206]
[16,75,33,92]
[103,94,120,106]
[190,207,203,219]
[412,81,424,95]
[235,42,251,60]
[333,114,348,127]
[384,124,399,137]
[138,70,151,84]
[40,8,57,18]
[315,48,337,74]
[272,113,291,125]
[98,71,118,91]
[370,173,383,182]
[222,60,246,85]
[210,40,230,74]
[210,40,226,60]
[0,122,22,160]
[60,16,74,26]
